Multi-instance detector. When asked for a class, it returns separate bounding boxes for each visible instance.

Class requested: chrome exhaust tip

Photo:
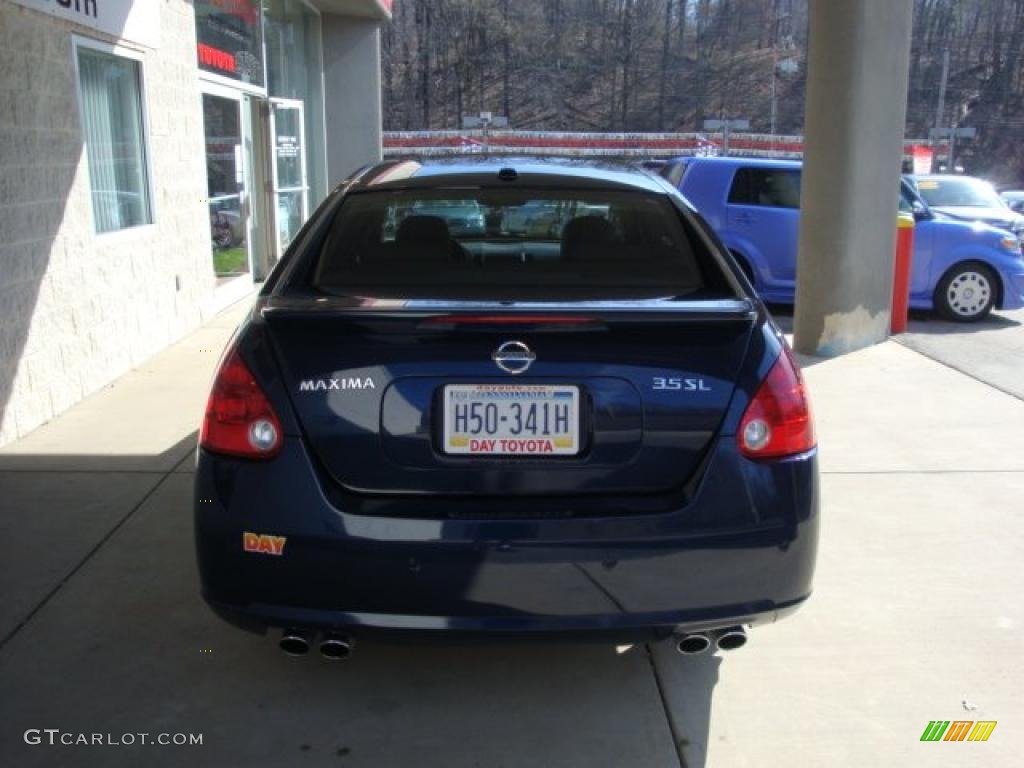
[279,629,311,656]
[319,633,353,661]
[675,632,712,655]
[716,626,748,651]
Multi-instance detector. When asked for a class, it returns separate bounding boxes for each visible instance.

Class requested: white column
[793,0,914,356]
[322,15,384,186]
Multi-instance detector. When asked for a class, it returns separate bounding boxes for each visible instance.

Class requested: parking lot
[1,300,1022,767]
[900,308,1024,400]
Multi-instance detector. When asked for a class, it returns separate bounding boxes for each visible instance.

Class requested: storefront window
[75,43,152,234]
[202,93,251,280]
[195,0,265,87]
[264,0,327,207]
[269,101,307,253]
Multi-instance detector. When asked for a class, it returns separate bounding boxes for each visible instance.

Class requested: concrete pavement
[1,298,1022,767]
[899,307,1024,400]
[659,340,1024,766]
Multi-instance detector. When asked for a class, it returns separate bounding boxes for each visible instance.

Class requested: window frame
[72,35,157,237]
[662,160,689,189]
[303,187,726,301]
[727,167,802,210]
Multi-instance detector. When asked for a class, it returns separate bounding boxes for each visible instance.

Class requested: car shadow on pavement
[904,308,1022,335]
[770,302,1021,340]
[0,440,722,768]
[651,651,722,767]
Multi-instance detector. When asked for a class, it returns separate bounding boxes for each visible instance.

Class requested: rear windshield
[306,188,732,300]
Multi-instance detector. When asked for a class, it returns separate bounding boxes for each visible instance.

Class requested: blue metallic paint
[195,437,817,638]
[670,156,1024,311]
[195,159,819,642]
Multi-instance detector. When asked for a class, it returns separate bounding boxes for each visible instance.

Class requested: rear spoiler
[262,296,752,315]
[259,297,756,330]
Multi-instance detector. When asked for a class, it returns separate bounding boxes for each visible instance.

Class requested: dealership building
[0,0,391,445]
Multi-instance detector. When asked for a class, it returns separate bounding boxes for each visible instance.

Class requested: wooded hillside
[381,0,1024,182]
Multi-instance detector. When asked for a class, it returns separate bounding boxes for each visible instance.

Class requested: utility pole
[929,125,976,171]
[481,111,491,155]
[934,48,949,134]
[932,48,950,170]
[770,46,778,151]
[930,51,975,175]
[770,0,780,151]
[769,1,795,154]
[949,119,956,170]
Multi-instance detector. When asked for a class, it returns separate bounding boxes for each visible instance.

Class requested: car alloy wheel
[938,265,995,321]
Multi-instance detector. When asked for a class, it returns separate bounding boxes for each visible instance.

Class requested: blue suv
[663,157,1024,321]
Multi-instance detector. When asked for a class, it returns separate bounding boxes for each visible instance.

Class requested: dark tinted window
[898,183,914,213]
[307,188,732,301]
[728,168,802,208]
[662,161,689,188]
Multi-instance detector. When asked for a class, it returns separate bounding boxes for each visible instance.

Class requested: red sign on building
[197,43,236,74]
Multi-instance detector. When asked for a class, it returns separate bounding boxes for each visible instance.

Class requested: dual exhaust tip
[279,629,353,660]
[281,626,744,658]
[675,626,747,655]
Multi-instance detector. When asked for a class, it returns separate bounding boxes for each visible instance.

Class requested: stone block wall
[0,1,215,445]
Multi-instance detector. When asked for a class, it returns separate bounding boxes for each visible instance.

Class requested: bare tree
[381,0,1024,180]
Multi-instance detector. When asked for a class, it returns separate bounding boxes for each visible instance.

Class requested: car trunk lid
[261,298,755,497]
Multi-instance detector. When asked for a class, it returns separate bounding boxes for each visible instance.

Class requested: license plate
[442,384,580,456]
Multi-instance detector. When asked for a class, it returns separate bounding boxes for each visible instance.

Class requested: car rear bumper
[194,438,819,640]
[204,596,810,643]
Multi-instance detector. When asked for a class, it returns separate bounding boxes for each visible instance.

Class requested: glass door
[201,88,254,288]
[269,98,309,258]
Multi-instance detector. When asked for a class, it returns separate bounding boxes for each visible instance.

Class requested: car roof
[914,174,988,182]
[665,156,803,170]
[349,156,671,194]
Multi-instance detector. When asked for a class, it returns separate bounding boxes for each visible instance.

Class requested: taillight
[199,347,282,459]
[738,347,815,460]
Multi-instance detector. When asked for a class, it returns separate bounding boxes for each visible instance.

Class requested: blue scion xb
[194,158,819,660]
[663,156,1024,321]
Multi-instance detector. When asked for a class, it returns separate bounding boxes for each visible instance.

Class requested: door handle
[735,212,755,225]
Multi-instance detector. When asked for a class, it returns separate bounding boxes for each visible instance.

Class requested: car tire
[934,262,997,322]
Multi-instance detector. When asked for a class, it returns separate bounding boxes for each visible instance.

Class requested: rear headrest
[561,216,618,260]
[345,209,386,257]
[396,215,451,249]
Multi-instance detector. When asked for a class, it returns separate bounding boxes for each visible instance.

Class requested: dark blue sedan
[194,158,819,660]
